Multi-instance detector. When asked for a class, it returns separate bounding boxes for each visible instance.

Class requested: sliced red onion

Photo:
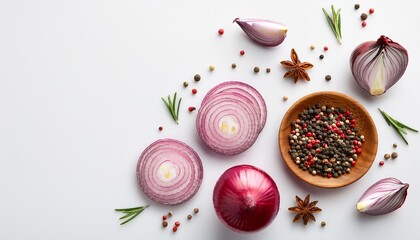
[196,92,260,156]
[356,177,409,215]
[201,81,267,132]
[233,18,287,47]
[213,165,280,233]
[350,35,408,96]
[136,138,203,205]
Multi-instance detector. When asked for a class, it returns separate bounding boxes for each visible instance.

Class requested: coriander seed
[194,208,199,214]
[393,143,398,148]
[391,152,398,159]
[310,44,316,50]
[209,65,215,71]
[183,81,189,87]
[321,221,326,227]
[231,63,237,69]
[254,67,260,73]
[162,221,168,227]
[194,74,201,82]
[283,96,288,101]
[168,211,173,217]
[384,153,390,160]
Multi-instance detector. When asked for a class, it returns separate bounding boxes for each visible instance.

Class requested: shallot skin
[213,165,280,233]
[350,35,408,96]
[233,18,288,47]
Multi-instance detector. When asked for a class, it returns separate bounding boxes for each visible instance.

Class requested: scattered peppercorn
[209,65,215,71]
[379,161,384,166]
[384,153,390,160]
[218,28,224,35]
[369,8,374,14]
[194,74,201,82]
[283,96,288,101]
[188,106,196,112]
[354,4,360,10]
[192,89,197,94]
[172,226,178,232]
[231,63,237,69]
[393,143,398,148]
[266,68,271,73]
[321,221,326,227]
[168,211,173,217]
[187,214,192,220]
[254,67,260,73]
[325,75,332,81]
[194,208,199,214]
[361,13,368,21]
[391,152,398,159]
[240,50,245,56]
[183,81,189,87]
[162,215,168,220]
[362,21,367,27]
[319,54,324,60]
[310,44,316,50]
[162,221,168,227]
[158,126,163,131]
[323,46,328,51]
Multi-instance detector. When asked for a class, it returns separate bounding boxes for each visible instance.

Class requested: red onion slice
[197,92,260,156]
[136,138,203,205]
[213,165,280,232]
[201,81,267,132]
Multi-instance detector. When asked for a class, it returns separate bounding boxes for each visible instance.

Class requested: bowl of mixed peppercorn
[279,91,378,188]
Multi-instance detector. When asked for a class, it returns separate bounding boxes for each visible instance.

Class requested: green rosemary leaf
[394,119,419,132]
[162,93,182,124]
[115,206,143,212]
[115,205,149,225]
[120,211,141,225]
[322,5,342,44]
[378,108,417,144]
[119,211,138,220]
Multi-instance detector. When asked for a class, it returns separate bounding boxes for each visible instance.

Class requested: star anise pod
[281,48,313,83]
[288,194,322,225]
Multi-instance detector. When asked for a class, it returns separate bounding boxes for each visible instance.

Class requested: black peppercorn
[361,13,368,21]
[254,67,260,73]
[325,75,332,81]
[319,54,324,60]
[194,74,201,82]
[354,4,360,10]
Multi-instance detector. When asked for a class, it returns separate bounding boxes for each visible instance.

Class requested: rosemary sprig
[115,205,149,225]
[161,92,182,124]
[378,108,418,145]
[322,5,342,45]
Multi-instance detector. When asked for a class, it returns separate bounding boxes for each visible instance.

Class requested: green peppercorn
[194,74,201,82]
[231,63,237,69]
[325,75,332,81]
[354,4,360,10]
[254,67,260,73]
[361,13,368,21]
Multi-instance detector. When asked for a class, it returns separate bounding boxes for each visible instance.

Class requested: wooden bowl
[278,91,378,188]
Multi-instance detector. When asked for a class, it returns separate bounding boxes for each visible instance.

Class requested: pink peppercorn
[218,29,224,35]
[158,126,163,131]
[188,106,196,112]
[369,8,374,14]
[324,46,328,51]
[172,226,178,232]
[379,161,384,166]
[192,89,197,94]
[240,50,245,55]
[362,21,367,27]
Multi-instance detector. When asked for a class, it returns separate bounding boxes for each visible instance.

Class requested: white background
[1,0,420,239]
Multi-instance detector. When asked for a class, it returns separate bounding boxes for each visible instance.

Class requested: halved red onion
[350,35,409,96]
[201,81,267,132]
[197,92,260,156]
[136,138,203,205]
[213,165,280,233]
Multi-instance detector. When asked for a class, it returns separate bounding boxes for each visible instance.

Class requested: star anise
[280,48,313,83]
[288,194,322,225]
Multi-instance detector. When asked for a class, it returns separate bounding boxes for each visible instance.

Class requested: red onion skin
[350,35,408,96]
[233,18,287,47]
[213,165,280,233]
